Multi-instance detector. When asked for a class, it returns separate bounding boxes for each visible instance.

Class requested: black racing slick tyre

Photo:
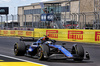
[14,41,26,56]
[37,44,49,60]
[72,44,84,61]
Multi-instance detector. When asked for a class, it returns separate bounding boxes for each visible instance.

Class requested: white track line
[0,54,48,66]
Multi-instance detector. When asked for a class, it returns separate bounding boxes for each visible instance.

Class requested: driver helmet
[42,36,49,41]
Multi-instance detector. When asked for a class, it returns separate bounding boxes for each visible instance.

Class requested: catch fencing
[0,12,100,30]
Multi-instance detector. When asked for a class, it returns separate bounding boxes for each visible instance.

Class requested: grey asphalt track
[0,36,100,66]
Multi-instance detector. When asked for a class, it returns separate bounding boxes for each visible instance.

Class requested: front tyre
[37,44,49,60]
[72,44,84,61]
[14,41,26,56]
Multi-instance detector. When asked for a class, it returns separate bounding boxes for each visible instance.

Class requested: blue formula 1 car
[14,36,90,61]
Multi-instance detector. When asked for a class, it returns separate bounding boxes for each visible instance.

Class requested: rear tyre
[37,44,49,60]
[72,44,84,61]
[14,41,26,56]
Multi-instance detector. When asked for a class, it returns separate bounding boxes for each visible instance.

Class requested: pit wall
[0,29,100,43]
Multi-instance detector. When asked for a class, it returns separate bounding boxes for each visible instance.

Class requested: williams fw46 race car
[14,36,90,61]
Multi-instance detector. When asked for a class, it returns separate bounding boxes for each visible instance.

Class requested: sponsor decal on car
[95,31,100,41]
[46,30,58,38]
[31,45,38,47]
[68,30,83,40]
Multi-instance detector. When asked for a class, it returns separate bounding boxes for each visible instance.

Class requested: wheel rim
[38,47,42,58]
[14,44,18,55]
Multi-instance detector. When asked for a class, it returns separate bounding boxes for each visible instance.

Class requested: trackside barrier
[0,29,100,43]
[34,29,100,43]
[0,30,34,37]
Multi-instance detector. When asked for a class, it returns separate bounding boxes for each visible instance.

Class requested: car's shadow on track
[23,56,93,63]
[16,56,93,64]
[46,59,93,63]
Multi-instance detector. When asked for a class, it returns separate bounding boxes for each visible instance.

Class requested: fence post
[6,15,8,28]
[25,15,26,30]
[97,12,100,29]
[11,15,14,29]
[73,13,77,21]
[76,13,80,29]
[0,16,3,29]
[71,13,75,29]
[81,13,85,29]
[32,14,34,29]
[17,14,20,29]
[83,13,86,28]
[94,12,100,29]
[93,12,96,29]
